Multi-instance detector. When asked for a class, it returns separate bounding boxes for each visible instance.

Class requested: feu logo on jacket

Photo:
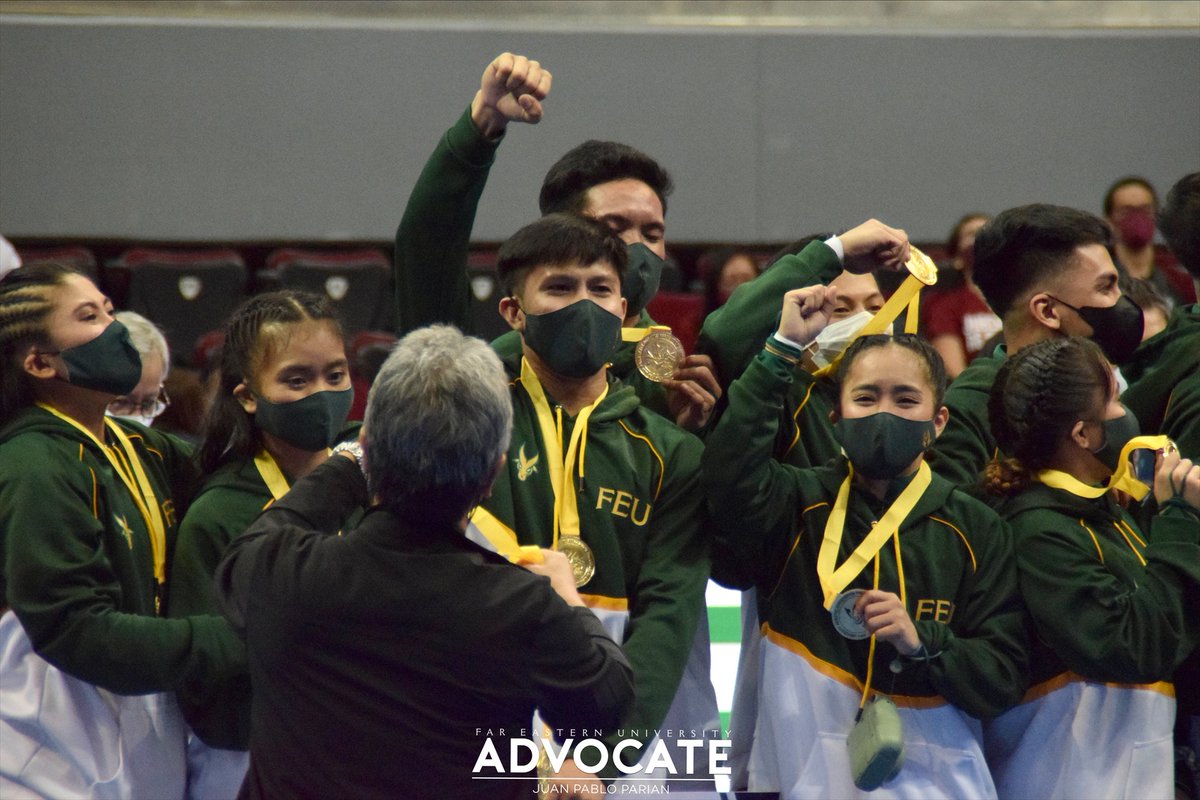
[516,444,540,482]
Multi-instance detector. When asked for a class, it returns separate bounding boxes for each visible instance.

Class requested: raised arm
[697,219,909,388]
[394,53,551,334]
[701,285,845,585]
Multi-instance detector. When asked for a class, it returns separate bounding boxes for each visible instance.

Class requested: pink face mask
[1118,210,1155,249]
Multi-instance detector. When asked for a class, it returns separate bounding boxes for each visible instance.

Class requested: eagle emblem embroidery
[516,444,540,482]
[115,514,134,549]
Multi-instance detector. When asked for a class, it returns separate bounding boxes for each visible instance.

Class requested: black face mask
[623,243,665,316]
[1050,294,1144,365]
[57,320,143,396]
[1090,404,1142,472]
[255,387,354,451]
[834,412,938,480]
[521,298,622,379]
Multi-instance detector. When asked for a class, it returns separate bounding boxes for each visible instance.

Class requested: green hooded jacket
[0,406,244,695]
[482,350,710,747]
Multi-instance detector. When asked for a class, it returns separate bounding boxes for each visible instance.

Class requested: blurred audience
[1104,175,1196,305]
[921,213,1002,378]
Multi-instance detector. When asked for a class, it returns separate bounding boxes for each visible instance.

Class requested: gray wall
[1,18,1197,244]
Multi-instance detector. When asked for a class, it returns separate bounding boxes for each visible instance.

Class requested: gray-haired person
[215,324,634,800]
[109,311,170,427]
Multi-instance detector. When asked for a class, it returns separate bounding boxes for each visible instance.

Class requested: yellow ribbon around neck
[469,506,545,565]
[518,357,609,547]
[818,461,931,610]
[621,324,672,343]
[38,403,168,600]
[812,274,925,379]
[253,449,293,502]
[1037,435,1175,502]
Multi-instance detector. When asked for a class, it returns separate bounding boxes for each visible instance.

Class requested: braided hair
[196,290,344,473]
[985,337,1111,496]
[0,263,82,421]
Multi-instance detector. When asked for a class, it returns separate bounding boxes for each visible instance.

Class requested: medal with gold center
[555,535,596,587]
[904,245,939,286]
[634,329,685,383]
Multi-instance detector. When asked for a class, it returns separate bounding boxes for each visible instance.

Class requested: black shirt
[215,456,634,800]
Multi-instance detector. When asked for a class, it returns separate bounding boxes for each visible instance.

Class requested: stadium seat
[17,245,100,283]
[261,248,392,337]
[108,248,247,367]
[466,249,510,342]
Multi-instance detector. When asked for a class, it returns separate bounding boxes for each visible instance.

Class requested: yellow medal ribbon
[620,324,671,343]
[1037,435,1175,502]
[469,506,545,565]
[253,449,293,502]
[817,461,932,610]
[812,278,923,379]
[37,403,168,607]
[517,357,608,548]
[812,246,937,379]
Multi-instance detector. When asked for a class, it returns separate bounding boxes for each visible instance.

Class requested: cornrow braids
[0,263,81,421]
[196,290,344,473]
[985,337,1111,497]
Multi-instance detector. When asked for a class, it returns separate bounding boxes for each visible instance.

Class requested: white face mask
[104,409,158,429]
[807,310,889,369]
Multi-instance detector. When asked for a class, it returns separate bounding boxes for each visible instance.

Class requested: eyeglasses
[108,386,170,419]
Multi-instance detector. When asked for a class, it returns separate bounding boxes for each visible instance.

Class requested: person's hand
[1153,447,1200,511]
[665,354,721,431]
[854,589,921,655]
[522,549,584,607]
[839,219,910,274]
[470,53,552,139]
[777,285,841,347]
[544,758,606,799]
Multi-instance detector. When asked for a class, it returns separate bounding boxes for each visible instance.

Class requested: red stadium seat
[261,248,392,337]
[17,245,99,283]
[108,247,247,367]
[645,291,704,354]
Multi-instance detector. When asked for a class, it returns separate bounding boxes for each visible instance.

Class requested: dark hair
[985,337,1110,496]
[0,262,83,420]
[1121,276,1172,317]
[496,213,628,297]
[946,213,990,259]
[1103,176,1158,217]
[538,140,673,217]
[973,204,1111,318]
[836,333,949,409]
[700,247,761,314]
[1158,172,1200,279]
[197,290,344,473]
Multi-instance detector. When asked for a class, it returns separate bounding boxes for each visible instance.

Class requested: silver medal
[830,588,870,640]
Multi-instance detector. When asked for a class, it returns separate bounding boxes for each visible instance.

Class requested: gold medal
[555,536,596,587]
[904,246,938,286]
[634,329,685,383]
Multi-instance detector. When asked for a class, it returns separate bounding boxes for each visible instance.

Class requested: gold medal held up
[904,245,938,286]
[634,329,685,383]
[555,536,596,587]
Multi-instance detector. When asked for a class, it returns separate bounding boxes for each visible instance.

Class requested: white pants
[0,610,187,799]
